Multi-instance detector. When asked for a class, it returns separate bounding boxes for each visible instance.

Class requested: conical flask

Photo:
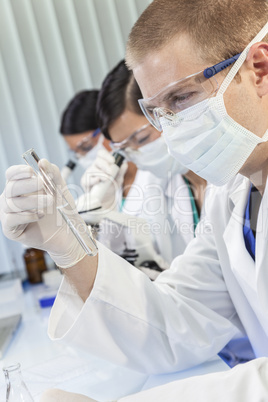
[3,363,34,402]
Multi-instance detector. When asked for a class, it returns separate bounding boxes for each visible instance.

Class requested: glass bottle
[23,248,48,284]
[3,363,34,401]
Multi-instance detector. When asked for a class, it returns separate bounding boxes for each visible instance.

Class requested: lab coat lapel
[142,174,174,263]
[255,178,268,310]
[223,178,256,289]
[224,177,268,329]
[165,174,194,246]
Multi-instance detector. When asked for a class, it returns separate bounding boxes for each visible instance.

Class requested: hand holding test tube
[22,149,98,260]
[0,148,98,268]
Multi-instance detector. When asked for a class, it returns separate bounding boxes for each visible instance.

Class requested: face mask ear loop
[218,21,268,96]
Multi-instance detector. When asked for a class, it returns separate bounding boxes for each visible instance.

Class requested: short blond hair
[126,0,268,69]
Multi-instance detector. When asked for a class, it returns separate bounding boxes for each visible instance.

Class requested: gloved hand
[0,159,97,268]
[80,148,128,210]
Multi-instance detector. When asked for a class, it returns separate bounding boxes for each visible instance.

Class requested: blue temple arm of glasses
[203,53,242,79]
[93,128,101,137]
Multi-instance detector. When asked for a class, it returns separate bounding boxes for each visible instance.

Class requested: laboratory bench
[0,278,229,401]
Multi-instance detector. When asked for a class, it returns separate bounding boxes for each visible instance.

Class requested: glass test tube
[22,148,98,257]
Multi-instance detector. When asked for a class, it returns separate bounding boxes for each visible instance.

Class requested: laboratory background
[1,0,263,400]
[0,0,152,279]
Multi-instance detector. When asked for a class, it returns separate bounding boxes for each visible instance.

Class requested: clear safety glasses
[138,53,241,131]
[111,123,159,150]
[73,128,101,157]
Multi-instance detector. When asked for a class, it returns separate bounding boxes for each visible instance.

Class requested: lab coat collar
[228,175,251,213]
[223,176,254,286]
[224,175,268,328]
[255,177,268,310]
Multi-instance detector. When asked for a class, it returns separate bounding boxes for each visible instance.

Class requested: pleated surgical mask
[121,135,188,178]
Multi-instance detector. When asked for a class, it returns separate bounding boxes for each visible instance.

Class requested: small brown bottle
[23,248,47,284]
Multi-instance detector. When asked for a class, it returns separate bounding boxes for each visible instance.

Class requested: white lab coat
[119,357,268,402]
[121,170,194,264]
[85,168,195,276]
[48,174,268,398]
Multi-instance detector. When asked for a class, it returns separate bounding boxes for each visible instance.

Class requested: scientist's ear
[247,42,268,97]
[39,388,99,402]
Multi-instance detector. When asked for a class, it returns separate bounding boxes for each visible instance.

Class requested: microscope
[74,152,166,277]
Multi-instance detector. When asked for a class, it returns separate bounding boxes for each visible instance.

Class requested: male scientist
[1,0,268,400]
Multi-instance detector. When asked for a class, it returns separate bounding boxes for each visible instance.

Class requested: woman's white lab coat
[97,169,195,273]
[48,174,268,399]
[122,170,195,264]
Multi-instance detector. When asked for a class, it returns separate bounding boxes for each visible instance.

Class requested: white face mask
[161,22,268,186]
[77,136,105,170]
[121,135,188,178]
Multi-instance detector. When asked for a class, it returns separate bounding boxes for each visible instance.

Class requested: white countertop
[0,279,229,401]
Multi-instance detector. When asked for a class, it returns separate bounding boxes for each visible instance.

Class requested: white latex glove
[0,160,97,268]
[80,148,128,210]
